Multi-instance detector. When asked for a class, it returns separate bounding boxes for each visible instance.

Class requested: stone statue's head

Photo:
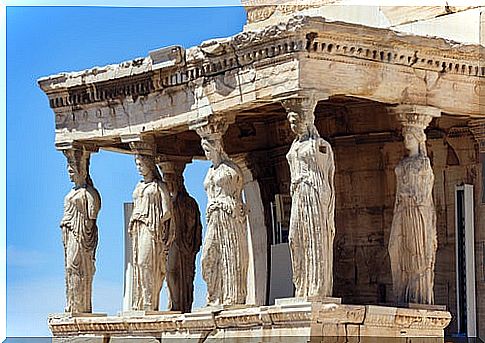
[287,110,319,139]
[158,161,186,194]
[287,111,306,135]
[402,126,427,156]
[135,154,161,181]
[64,149,90,187]
[201,136,226,166]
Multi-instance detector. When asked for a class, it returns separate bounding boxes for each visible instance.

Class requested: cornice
[38,15,485,112]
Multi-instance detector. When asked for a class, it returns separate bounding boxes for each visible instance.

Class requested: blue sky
[6,6,246,337]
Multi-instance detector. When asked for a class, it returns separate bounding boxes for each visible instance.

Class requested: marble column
[158,159,203,313]
[282,94,336,298]
[60,145,101,313]
[388,105,441,305]
[127,139,174,311]
[232,155,268,306]
[191,116,249,306]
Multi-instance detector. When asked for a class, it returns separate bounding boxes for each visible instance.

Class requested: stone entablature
[38,16,308,109]
[38,16,485,149]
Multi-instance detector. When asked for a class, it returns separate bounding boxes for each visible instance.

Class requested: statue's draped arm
[419,158,434,205]
[129,184,163,239]
[79,188,99,252]
[60,188,98,252]
[325,139,336,237]
[159,181,175,249]
[86,187,101,220]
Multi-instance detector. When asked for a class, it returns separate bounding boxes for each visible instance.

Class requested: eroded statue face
[67,162,84,186]
[288,112,305,135]
[403,132,419,153]
[135,156,152,179]
[202,140,217,162]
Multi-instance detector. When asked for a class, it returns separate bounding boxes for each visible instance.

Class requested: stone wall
[327,112,481,336]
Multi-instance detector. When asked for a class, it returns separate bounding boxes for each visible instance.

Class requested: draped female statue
[389,125,437,304]
[129,154,173,311]
[60,149,101,313]
[165,163,203,313]
[200,134,249,305]
[286,109,335,298]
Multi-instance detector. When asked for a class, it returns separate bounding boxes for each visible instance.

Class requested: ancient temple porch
[37,7,485,341]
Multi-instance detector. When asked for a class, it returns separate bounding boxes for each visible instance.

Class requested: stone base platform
[49,300,452,342]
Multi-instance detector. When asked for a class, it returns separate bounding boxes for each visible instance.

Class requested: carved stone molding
[56,141,99,153]
[242,0,336,24]
[233,15,309,49]
[127,135,156,156]
[468,119,485,153]
[282,96,316,118]
[281,92,327,123]
[48,303,451,337]
[190,115,233,141]
[390,105,441,130]
[446,126,473,139]
[245,5,277,23]
[157,158,188,177]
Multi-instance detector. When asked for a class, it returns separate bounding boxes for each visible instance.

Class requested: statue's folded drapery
[202,161,248,305]
[129,179,173,311]
[286,137,335,298]
[389,155,437,304]
[61,184,100,313]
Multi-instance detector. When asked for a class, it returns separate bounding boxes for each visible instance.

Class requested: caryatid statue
[389,105,440,305]
[128,147,174,311]
[193,117,249,306]
[283,96,336,298]
[160,160,203,313]
[60,147,101,313]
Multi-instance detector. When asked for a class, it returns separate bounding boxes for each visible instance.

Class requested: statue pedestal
[49,301,451,342]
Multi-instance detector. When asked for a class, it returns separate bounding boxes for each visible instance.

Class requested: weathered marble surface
[38,15,485,152]
[234,156,268,306]
[160,161,203,313]
[194,118,249,306]
[49,302,451,342]
[38,6,483,337]
[389,106,440,305]
[60,148,101,313]
[284,96,335,298]
[129,154,173,311]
